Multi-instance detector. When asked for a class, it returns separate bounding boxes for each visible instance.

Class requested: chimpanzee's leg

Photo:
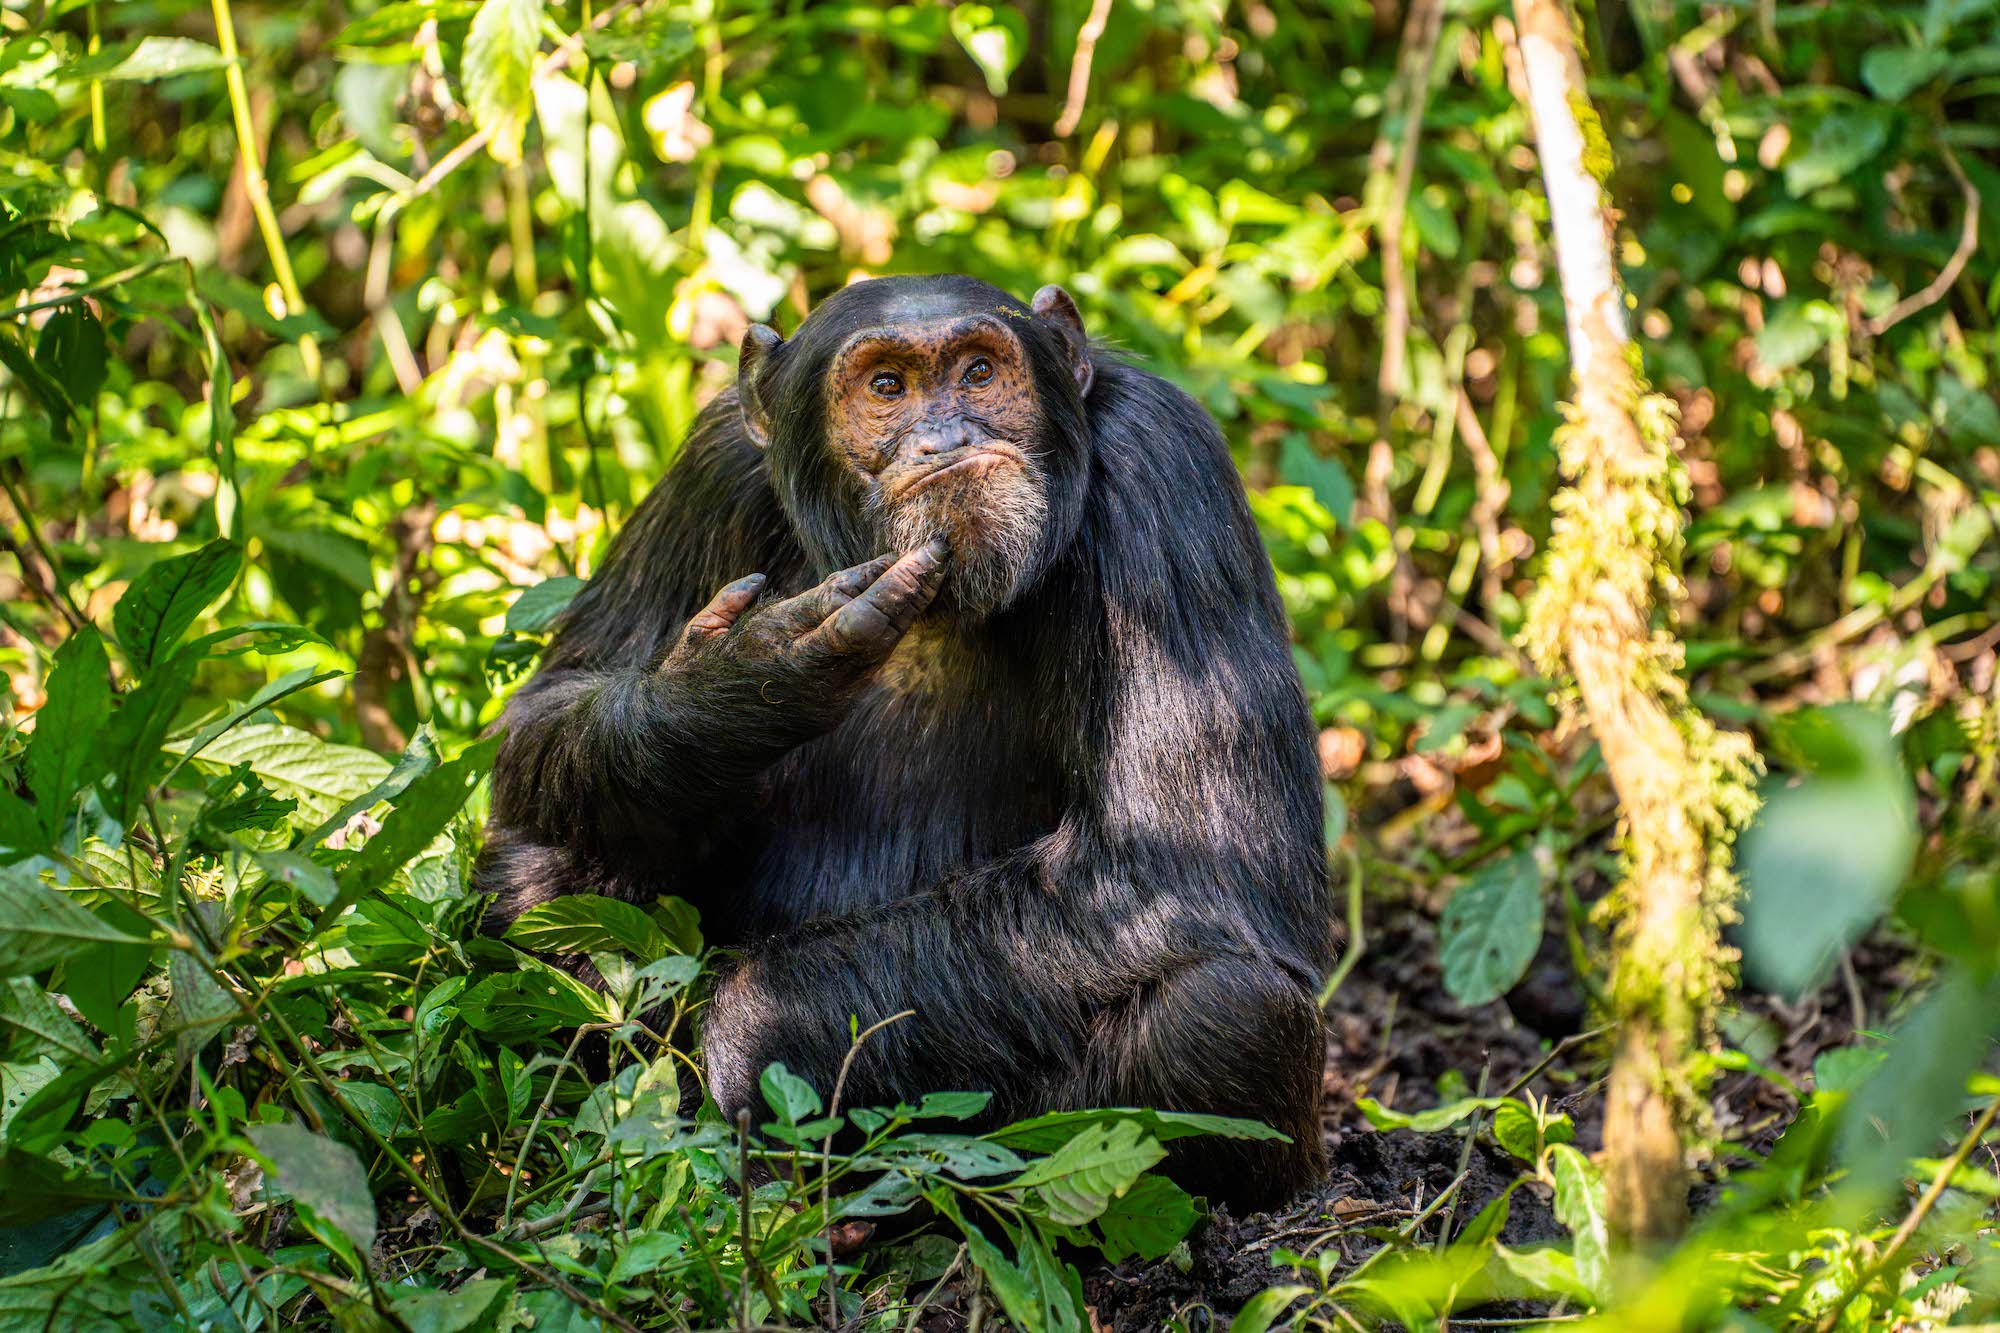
[1076,955,1326,1211]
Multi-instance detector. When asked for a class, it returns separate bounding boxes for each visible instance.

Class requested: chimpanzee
[475,275,1334,1208]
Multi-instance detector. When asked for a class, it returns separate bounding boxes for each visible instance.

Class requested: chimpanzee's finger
[770,555,895,633]
[802,539,950,658]
[681,573,768,644]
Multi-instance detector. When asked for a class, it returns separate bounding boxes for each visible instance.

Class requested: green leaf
[1355,1095,1508,1133]
[0,793,43,866]
[760,1062,823,1126]
[1742,707,1916,996]
[0,979,97,1061]
[300,724,441,847]
[387,1278,516,1333]
[954,1214,1084,1333]
[248,1123,378,1261]
[990,1107,1286,1153]
[316,737,497,928]
[458,962,610,1038]
[0,329,76,443]
[1784,107,1895,196]
[505,575,584,632]
[949,4,1026,95]
[1546,1145,1609,1301]
[161,666,344,787]
[505,894,676,961]
[32,306,108,410]
[98,649,200,824]
[1011,1120,1165,1226]
[1093,1174,1200,1262]
[25,629,111,842]
[57,36,230,82]
[0,869,150,979]
[1277,434,1355,525]
[1862,46,1950,101]
[1438,848,1545,1006]
[177,723,391,829]
[255,850,340,907]
[1229,1285,1313,1333]
[113,539,242,674]
[463,0,544,166]
[915,1090,991,1121]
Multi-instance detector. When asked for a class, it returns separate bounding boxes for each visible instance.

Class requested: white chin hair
[885,477,1048,618]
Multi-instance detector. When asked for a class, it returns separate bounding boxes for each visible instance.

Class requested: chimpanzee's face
[738,276,1093,620]
[823,313,1051,618]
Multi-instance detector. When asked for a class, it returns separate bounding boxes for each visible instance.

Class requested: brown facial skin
[822,315,1052,617]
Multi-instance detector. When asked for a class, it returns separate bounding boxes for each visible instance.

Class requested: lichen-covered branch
[1510,0,1761,1246]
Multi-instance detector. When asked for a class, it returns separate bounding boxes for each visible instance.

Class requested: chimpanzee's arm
[475,397,807,922]
[701,365,1335,1188]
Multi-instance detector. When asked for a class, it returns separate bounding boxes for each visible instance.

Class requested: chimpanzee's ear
[737,324,783,448]
[1031,284,1094,399]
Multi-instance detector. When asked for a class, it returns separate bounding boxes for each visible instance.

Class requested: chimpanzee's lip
[896,444,1027,498]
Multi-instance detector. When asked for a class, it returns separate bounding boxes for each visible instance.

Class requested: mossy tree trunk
[1510,0,1761,1248]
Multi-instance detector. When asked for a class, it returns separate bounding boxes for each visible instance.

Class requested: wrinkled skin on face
[823,314,1050,618]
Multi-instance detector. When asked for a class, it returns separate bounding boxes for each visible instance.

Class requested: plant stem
[1816,1094,2000,1330]
[209,0,323,387]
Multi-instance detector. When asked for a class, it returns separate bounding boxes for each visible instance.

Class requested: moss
[1569,91,1615,188]
[1522,377,1763,1148]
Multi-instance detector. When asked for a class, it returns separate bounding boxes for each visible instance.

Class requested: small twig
[0,466,90,633]
[822,1010,916,1329]
[1501,1025,1612,1101]
[1053,0,1114,138]
[1866,146,1980,337]
[1317,846,1367,1008]
[901,1244,966,1333]
[1816,1094,2000,1330]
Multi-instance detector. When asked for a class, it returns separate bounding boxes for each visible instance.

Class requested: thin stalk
[209,0,323,387]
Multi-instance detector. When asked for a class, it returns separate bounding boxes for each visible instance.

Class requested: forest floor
[895,899,1920,1331]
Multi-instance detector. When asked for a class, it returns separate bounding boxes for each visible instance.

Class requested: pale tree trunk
[1509,0,1761,1247]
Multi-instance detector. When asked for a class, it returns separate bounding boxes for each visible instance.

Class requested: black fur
[475,275,1334,1210]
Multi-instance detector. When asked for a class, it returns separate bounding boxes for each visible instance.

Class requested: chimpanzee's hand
[658,539,950,759]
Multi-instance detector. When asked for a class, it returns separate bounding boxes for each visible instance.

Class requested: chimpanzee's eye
[870,370,905,397]
[962,357,994,387]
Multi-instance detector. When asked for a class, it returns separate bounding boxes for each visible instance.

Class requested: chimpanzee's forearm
[486,664,778,869]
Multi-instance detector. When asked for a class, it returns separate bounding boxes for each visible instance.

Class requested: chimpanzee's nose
[910,419,979,457]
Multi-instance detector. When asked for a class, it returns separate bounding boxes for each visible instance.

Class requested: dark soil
[897,866,1918,1332]
[1070,896,1916,1332]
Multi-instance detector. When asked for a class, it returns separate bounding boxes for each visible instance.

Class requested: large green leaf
[160,665,344,787]
[112,539,242,674]
[463,0,544,165]
[177,723,392,828]
[0,870,150,979]
[1438,848,1545,1006]
[98,649,200,824]
[56,36,229,82]
[1546,1145,1609,1301]
[300,724,441,847]
[1009,1120,1165,1226]
[1784,107,1895,196]
[1741,706,1917,996]
[989,1107,1286,1153]
[504,894,676,961]
[248,1123,378,1261]
[24,628,110,843]
[505,575,584,632]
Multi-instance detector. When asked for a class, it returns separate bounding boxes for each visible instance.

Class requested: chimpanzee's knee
[1086,954,1326,1212]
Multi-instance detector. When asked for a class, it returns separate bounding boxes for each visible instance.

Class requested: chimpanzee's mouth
[898,444,1027,498]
